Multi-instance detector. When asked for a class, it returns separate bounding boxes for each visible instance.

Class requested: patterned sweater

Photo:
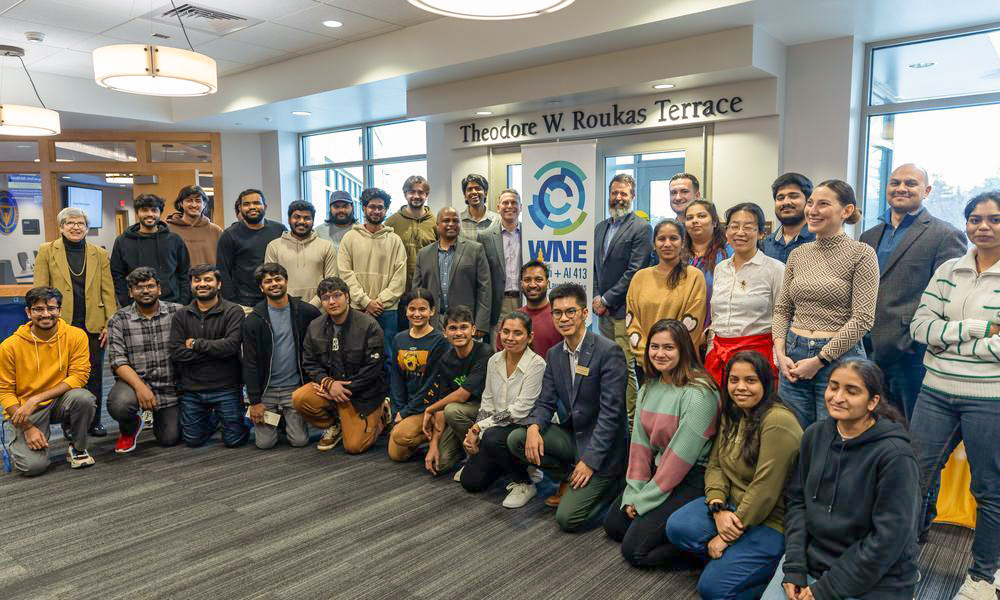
[623,379,719,515]
[772,233,879,362]
[625,265,707,358]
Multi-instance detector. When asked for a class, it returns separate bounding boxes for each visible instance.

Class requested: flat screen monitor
[66,186,102,229]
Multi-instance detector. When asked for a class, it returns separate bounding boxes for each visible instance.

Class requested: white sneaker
[994,569,999,590]
[954,575,996,600]
[66,446,95,469]
[452,465,465,482]
[502,482,537,508]
[316,424,342,451]
[527,466,544,484]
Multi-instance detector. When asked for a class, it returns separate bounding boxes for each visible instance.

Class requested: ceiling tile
[223,21,332,53]
[102,18,219,47]
[195,37,291,64]
[4,0,132,34]
[0,15,95,48]
[341,24,401,43]
[273,3,390,39]
[21,48,94,80]
[318,0,441,26]
[0,35,63,64]
[291,39,347,56]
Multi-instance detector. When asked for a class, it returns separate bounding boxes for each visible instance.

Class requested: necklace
[67,252,85,277]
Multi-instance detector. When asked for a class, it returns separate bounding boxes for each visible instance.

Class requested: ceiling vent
[141,3,260,37]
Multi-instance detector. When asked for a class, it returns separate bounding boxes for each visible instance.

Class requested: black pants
[85,332,104,428]
[603,465,706,567]
[460,424,530,493]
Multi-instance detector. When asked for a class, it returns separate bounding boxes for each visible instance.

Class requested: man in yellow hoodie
[0,287,96,475]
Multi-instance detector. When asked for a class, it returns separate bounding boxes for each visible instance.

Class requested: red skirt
[704,332,776,389]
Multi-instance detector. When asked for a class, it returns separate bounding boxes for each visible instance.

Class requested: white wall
[260,131,301,226]
[711,116,781,216]
[220,133,264,228]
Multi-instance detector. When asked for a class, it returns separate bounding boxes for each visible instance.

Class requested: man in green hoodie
[386,175,438,299]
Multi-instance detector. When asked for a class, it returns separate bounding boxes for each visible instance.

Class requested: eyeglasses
[726,223,758,233]
[29,305,60,315]
[320,291,346,301]
[551,307,580,319]
[63,221,88,229]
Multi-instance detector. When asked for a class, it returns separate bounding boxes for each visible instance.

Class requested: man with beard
[386,176,437,297]
[0,287,96,474]
[316,190,356,258]
[106,267,183,452]
[242,263,321,450]
[338,188,407,410]
[111,194,191,308]
[216,189,286,308]
[413,207,492,335]
[264,200,337,307]
[669,172,702,216]
[593,173,650,422]
[166,185,223,266]
[515,260,561,356]
[169,264,247,447]
[762,173,815,263]
[479,189,523,341]
[459,173,500,239]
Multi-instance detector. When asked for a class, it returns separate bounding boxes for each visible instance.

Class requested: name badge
[575,365,590,377]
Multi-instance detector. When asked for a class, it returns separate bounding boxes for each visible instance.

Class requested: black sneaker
[89,423,107,437]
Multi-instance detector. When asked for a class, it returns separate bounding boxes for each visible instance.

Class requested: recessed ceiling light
[292,111,311,116]
[322,20,343,28]
[476,110,492,115]
[908,61,935,69]
[653,83,675,89]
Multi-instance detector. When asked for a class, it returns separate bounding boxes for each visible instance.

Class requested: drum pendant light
[0,45,60,136]
[408,0,575,20]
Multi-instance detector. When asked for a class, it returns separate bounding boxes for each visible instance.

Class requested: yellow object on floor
[934,443,977,528]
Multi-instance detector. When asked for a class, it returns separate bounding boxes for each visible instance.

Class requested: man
[0,287,96,474]
[243,263,321,450]
[264,200,337,307]
[413,207,492,335]
[669,172,702,216]
[169,264,247,448]
[388,305,492,476]
[106,267,183,453]
[385,176,437,296]
[479,188,522,340]
[762,172,816,263]
[216,189,286,308]
[513,260,561,356]
[111,193,191,308]
[592,173,649,423]
[293,277,387,455]
[166,185,223,266]
[458,173,500,239]
[509,283,627,532]
[316,190,356,258]
[860,163,966,417]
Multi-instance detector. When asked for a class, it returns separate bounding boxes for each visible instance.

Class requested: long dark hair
[720,351,782,469]
[830,359,907,427]
[652,219,689,289]
[642,319,715,390]
[684,199,728,274]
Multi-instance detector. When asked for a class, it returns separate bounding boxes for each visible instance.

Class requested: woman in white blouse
[704,203,785,388]
[461,311,546,509]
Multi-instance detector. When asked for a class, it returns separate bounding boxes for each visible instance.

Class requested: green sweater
[704,403,802,533]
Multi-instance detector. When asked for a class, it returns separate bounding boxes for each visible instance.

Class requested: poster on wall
[5,174,42,235]
[521,140,597,323]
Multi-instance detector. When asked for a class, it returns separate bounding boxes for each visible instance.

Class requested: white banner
[521,140,597,322]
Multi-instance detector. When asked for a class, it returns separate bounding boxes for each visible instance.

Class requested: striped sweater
[623,379,719,515]
[910,249,1000,398]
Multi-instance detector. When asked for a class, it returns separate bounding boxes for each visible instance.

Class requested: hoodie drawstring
[811,438,845,513]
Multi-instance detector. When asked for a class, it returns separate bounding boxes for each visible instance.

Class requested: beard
[134,296,158,308]
[776,211,805,226]
[609,205,630,219]
[367,215,385,226]
[243,211,264,225]
[194,288,219,300]
[332,213,353,226]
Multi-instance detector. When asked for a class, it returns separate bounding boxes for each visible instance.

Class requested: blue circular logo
[528,160,588,235]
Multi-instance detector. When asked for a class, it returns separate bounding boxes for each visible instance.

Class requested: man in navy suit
[509,282,627,532]
[592,174,651,423]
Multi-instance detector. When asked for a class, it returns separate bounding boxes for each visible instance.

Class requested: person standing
[458,173,500,239]
[478,189,523,341]
[669,172,702,217]
[512,260,562,356]
[684,199,732,334]
[216,189,286,308]
[34,207,117,437]
[316,190,356,258]
[860,163,965,418]
[385,175,437,297]
[763,173,815,264]
[165,185,223,266]
[264,200,337,307]
[111,194,191,308]
[593,174,651,427]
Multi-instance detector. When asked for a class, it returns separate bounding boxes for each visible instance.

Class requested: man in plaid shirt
[106,267,182,452]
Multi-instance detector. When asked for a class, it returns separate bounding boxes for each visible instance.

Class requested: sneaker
[994,569,998,590]
[545,481,569,507]
[452,465,465,482]
[502,482,537,508]
[527,466,544,484]
[954,575,996,600]
[88,423,107,437]
[316,424,342,451]
[66,446,95,469]
[114,416,144,454]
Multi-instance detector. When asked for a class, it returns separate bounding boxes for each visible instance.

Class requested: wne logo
[528,160,588,235]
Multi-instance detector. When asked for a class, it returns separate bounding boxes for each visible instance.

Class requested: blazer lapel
[602,213,633,266]
[570,332,595,406]
[882,215,930,277]
[449,240,465,284]
[84,244,99,291]
[51,238,69,285]
[595,222,607,265]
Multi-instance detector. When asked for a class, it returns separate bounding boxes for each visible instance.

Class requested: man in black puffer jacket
[111,194,190,307]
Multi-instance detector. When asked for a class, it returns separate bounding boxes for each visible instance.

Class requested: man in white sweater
[264,201,338,307]
[337,188,407,410]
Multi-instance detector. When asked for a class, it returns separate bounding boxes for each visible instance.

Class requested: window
[300,120,427,218]
[861,26,1000,233]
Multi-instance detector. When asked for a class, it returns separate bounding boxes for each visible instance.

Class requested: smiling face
[128,277,161,308]
[498,192,520,225]
[725,209,762,253]
[520,265,549,304]
[137,205,161,230]
[289,210,314,239]
[464,181,486,210]
[886,164,929,215]
[499,317,531,354]
[406,297,432,329]
[191,271,221,301]
[669,178,699,215]
[727,360,765,411]
[551,296,587,339]
[181,194,205,220]
[647,329,680,375]
[654,222,684,264]
[825,366,878,423]
[330,201,353,226]
[60,215,89,243]
[364,198,387,226]
[966,198,1000,253]
[608,181,634,219]
[405,183,429,212]
[437,208,460,241]
[259,272,288,300]
[684,203,713,240]
[239,193,265,224]
[774,184,807,226]
[445,319,475,350]
[26,297,61,332]
[805,185,853,237]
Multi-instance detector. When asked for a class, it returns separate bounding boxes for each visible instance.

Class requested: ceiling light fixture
[653,83,675,89]
[907,61,935,69]
[476,110,492,115]
[987,30,1000,59]
[0,45,61,136]
[322,20,343,28]
[91,0,217,96]
[408,0,575,20]
[292,111,311,116]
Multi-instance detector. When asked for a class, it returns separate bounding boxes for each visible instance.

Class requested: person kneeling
[293,277,387,454]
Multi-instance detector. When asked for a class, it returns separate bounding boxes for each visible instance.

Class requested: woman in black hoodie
[761,359,920,600]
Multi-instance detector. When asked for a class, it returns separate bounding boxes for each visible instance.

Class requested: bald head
[887,163,932,216]
[437,206,460,241]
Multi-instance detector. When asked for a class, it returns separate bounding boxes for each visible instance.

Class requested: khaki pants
[599,315,638,427]
[388,402,479,474]
[291,384,383,455]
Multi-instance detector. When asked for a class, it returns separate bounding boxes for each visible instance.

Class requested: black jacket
[216,220,285,306]
[169,298,245,392]
[783,417,920,600]
[301,308,385,417]
[111,221,191,307]
[242,297,320,404]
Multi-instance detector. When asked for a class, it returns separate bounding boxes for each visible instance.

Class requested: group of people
[1,165,997,600]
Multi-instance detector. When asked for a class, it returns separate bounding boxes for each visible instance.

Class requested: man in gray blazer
[860,163,966,418]
[413,207,492,335]
[592,174,651,423]
[478,189,523,341]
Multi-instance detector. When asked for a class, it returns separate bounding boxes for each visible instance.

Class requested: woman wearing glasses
[704,203,785,388]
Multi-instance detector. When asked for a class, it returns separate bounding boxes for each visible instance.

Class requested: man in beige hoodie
[166,185,224,266]
[338,188,407,412]
[264,201,338,307]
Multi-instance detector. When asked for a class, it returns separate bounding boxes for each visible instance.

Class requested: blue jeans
[377,310,399,412]
[911,385,1000,582]
[779,332,865,428]
[666,497,785,600]
[873,345,926,420]
[180,389,248,448]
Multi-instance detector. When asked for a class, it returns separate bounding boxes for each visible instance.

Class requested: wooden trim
[0,284,32,298]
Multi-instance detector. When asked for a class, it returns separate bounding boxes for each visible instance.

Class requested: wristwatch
[817,354,831,367]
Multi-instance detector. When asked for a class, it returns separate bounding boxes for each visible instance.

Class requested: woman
[34,207,117,437]
[626,219,707,367]
[772,179,879,427]
[908,191,1000,600]
[705,203,785,387]
[460,312,545,509]
[666,351,803,600]
[760,360,920,600]
[685,200,732,329]
[603,319,719,568]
